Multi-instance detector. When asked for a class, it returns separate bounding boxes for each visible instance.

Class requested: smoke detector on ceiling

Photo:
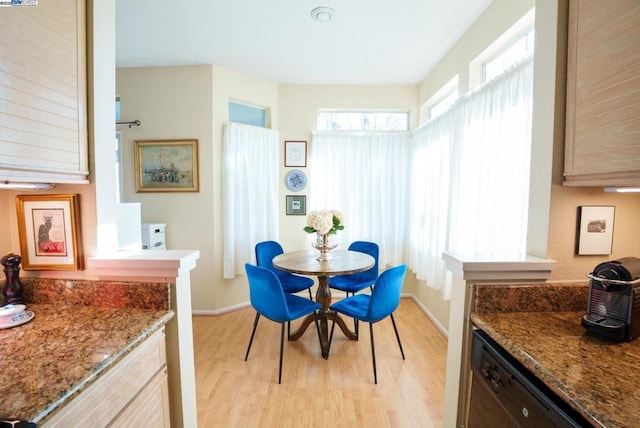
[311,7,336,22]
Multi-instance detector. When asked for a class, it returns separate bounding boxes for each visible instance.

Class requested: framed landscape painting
[134,139,199,192]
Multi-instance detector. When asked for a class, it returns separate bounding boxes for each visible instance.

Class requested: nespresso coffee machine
[582,257,640,342]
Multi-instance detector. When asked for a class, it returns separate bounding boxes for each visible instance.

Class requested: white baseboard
[408,294,448,339]
[192,301,250,316]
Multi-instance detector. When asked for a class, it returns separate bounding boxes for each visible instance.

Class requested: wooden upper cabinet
[564,0,640,187]
[0,0,88,184]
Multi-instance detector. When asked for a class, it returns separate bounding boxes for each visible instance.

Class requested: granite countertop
[471,311,640,428]
[0,303,174,424]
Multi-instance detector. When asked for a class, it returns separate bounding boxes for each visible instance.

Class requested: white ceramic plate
[0,304,26,317]
[0,310,34,330]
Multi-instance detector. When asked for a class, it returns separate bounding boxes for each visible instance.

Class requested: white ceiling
[115,0,494,85]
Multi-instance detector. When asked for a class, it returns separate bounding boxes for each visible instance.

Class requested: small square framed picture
[576,205,615,255]
[286,195,306,215]
[285,140,307,167]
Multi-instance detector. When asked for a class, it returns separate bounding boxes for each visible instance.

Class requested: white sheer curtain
[409,114,453,295]
[222,122,279,278]
[410,57,534,298]
[309,131,412,268]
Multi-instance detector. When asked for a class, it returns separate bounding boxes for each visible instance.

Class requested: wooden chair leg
[278,322,285,384]
[390,313,405,359]
[308,288,313,300]
[245,312,260,361]
[369,322,377,384]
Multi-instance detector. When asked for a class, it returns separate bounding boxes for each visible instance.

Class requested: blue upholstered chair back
[255,240,287,279]
[366,264,407,323]
[348,241,379,282]
[245,263,290,323]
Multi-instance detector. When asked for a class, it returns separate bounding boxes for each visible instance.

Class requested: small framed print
[286,195,306,215]
[15,194,84,270]
[577,205,615,255]
[285,140,307,167]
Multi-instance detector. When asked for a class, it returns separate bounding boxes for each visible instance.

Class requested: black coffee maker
[582,257,640,342]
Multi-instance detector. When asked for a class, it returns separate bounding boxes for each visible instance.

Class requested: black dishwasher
[468,330,593,428]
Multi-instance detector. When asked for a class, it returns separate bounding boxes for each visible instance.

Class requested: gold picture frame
[134,139,199,192]
[15,194,84,271]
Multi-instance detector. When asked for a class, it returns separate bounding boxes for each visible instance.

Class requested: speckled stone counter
[471,283,639,428]
[0,304,174,424]
[0,277,174,424]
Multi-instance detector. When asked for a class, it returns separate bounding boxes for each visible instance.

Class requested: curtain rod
[116,120,141,128]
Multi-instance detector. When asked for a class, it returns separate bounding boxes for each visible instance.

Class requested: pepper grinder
[1,252,25,305]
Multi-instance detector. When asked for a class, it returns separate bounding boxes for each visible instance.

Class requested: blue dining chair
[328,264,407,384]
[256,241,314,300]
[328,241,379,296]
[244,263,322,384]
[328,241,379,337]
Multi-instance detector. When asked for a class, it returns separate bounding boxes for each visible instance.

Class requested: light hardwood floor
[193,298,447,427]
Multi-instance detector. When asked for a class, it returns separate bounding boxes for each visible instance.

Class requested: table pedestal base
[290,311,356,358]
[289,274,357,358]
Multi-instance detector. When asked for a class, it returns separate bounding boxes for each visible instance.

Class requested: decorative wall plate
[285,169,307,192]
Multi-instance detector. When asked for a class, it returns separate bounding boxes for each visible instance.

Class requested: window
[469,8,535,89]
[483,27,535,82]
[115,96,121,121]
[420,75,459,124]
[317,111,409,131]
[229,101,268,127]
[428,89,458,120]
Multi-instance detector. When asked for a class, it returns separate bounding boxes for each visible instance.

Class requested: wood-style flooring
[193,298,447,427]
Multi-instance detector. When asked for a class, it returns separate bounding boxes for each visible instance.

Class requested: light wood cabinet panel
[42,328,170,428]
[111,368,171,428]
[564,0,640,186]
[0,0,89,184]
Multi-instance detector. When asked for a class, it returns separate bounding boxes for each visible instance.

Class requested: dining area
[191,209,447,426]
[242,209,409,384]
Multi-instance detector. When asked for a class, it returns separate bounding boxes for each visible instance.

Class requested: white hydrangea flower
[304,209,344,235]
